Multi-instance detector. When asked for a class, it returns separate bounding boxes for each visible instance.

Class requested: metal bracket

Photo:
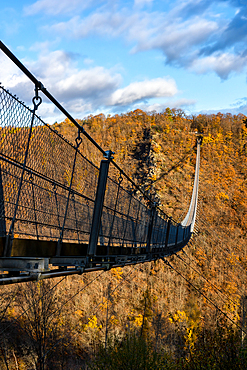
[0,257,49,273]
[103,150,114,159]
[50,257,86,268]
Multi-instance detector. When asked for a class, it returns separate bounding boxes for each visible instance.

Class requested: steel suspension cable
[38,263,139,364]
[1,270,107,344]
[183,240,242,299]
[162,258,246,335]
[195,208,247,274]
[0,276,67,336]
[184,227,246,303]
[176,252,239,306]
[45,270,106,321]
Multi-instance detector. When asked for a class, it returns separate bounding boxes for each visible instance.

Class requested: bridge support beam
[87,158,110,256]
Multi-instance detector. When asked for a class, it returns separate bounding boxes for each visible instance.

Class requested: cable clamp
[104,150,114,160]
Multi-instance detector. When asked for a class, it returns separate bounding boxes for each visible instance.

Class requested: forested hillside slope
[0,109,246,369]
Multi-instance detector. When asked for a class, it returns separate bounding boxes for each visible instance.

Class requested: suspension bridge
[0,41,200,285]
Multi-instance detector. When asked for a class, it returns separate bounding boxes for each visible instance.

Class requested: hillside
[0,109,247,369]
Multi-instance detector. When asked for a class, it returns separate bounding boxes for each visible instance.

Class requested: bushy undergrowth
[88,333,174,370]
[88,326,247,370]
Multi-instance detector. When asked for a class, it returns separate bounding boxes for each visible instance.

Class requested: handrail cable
[0,84,99,172]
[0,41,160,209]
[0,40,202,220]
[0,41,105,157]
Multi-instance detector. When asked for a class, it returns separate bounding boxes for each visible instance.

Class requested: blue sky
[1,0,247,122]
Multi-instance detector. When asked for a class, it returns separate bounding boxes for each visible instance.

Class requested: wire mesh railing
[0,40,199,285]
[0,85,98,249]
[0,83,192,259]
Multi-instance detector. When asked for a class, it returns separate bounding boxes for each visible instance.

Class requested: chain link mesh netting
[0,86,98,243]
[101,163,191,251]
[0,84,191,255]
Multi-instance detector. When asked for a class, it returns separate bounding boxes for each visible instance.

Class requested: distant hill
[2,109,246,369]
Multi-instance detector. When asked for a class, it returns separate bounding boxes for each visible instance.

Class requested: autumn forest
[1,108,247,369]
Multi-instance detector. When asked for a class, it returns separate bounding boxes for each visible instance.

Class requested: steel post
[87,159,110,256]
[165,219,171,248]
[146,205,155,253]
[175,225,179,246]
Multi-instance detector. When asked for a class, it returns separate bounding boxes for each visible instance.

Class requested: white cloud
[1,46,182,121]
[48,12,134,39]
[109,77,177,106]
[43,0,247,79]
[29,40,59,53]
[134,0,154,6]
[54,66,122,101]
[37,99,94,123]
[0,47,181,121]
[131,17,218,63]
[24,50,122,104]
[0,48,122,120]
[0,53,34,102]
[24,0,96,16]
[47,9,218,69]
[191,52,247,79]
[83,58,94,65]
[36,102,60,122]
[21,0,247,81]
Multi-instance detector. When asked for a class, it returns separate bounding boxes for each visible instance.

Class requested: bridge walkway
[0,41,200,285]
